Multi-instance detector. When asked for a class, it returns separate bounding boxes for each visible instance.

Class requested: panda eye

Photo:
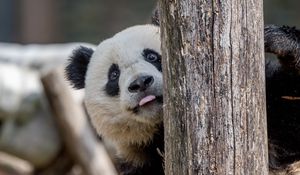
[146,52,158,62]
[142,49,162,72]
[108,64,120,81]
[110,70,119,80]
[143,49,161,63]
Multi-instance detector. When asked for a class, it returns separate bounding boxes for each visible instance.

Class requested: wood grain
[159,0,268,174]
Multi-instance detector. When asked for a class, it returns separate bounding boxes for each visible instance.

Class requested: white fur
[84,25,162,165]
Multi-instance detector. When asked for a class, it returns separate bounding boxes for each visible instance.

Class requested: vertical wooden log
[159,0,268,174]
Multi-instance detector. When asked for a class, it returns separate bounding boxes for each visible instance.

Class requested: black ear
[65,46,94,89]
[265,25,300,71]
[151,5,160,26]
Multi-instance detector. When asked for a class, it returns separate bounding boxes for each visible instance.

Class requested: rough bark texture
[159,0,268,175]
[41,68,117,175]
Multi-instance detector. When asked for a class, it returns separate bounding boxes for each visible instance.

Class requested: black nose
[128,75,154,93]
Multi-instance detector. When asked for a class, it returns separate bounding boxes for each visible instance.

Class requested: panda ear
[65,46,94,89]
[265,25,300,71]
[151,5,160,26]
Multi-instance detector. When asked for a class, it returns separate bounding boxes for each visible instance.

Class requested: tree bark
[159,0,268,175]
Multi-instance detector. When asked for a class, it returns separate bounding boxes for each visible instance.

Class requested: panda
[65,25,164,175]
[264,25,300,174]
[65,23,300,174]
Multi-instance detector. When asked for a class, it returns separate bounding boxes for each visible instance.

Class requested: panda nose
[128,75,154,93]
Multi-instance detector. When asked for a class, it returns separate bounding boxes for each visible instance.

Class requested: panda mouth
[139,95,156,106]
[132,95,163,113]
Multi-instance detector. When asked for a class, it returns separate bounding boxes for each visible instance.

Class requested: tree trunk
[159,0,268,175]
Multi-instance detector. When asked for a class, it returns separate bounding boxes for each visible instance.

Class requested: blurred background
[0,0,156,44]
[1,0,299,44]
[0,0,299,175]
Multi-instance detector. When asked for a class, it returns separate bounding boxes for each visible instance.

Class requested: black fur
[265,26,300,168]
[143,49,162,72]
[116,124,164,175]
[151,7,160,26]
[265,25,300,71]
[65,46,94,89]
[105,64,120,96]
[266,63,300,168]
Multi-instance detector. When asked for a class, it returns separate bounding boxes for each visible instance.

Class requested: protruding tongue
[139,95,156,106]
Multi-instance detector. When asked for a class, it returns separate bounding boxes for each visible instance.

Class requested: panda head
[65,25,162,144]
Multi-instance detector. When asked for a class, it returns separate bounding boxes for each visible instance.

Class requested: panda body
[66,24,300,175]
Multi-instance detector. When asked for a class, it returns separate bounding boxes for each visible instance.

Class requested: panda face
[81,25,162,144]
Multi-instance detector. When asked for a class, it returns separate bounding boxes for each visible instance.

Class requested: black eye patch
[105,64,120,96]
[143,49,162,72]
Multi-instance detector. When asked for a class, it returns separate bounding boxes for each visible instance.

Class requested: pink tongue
[139,95,156,106]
